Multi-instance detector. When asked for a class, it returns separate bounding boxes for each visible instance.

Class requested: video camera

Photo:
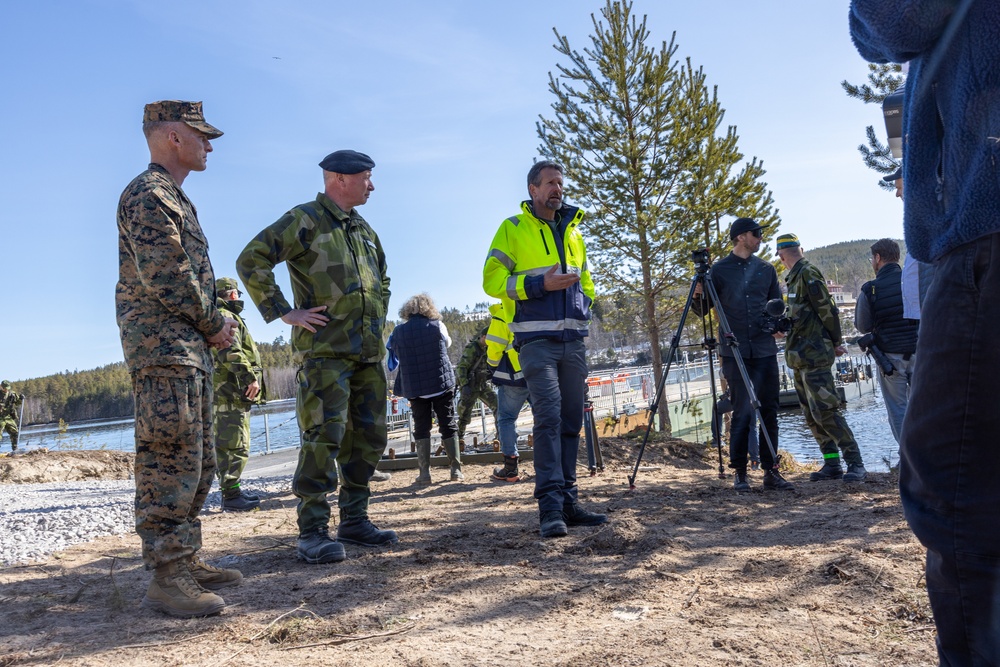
[853,333,895,376]
[760,298,793,335]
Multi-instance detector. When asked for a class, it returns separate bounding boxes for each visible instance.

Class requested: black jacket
[692,252,782,358]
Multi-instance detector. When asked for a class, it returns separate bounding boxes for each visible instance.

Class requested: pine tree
[537,0,778,428]
[842,63,905,189]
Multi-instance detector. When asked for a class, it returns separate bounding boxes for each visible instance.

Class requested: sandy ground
[0,436,937,667]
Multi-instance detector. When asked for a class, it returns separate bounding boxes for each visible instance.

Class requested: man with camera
[693,217,793,492]
[854,239,917,447]
[776,234,866,483]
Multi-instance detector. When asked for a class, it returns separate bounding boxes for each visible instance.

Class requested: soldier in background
[213,277,266,512]
[237,149,396,566]
[455,327,498,450]
[776,234,867,483]
[0,380,24,453]
[117,100,240,618]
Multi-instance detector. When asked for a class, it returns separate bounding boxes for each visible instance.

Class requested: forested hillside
[805,238,906,299]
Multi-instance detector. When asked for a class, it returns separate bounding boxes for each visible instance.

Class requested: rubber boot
[442,435,464,481]
[141,560,225,618]
[415,438,432,485]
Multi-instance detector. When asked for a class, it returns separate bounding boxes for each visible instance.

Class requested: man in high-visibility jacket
[485,303,528,482]
[483,160,607,538]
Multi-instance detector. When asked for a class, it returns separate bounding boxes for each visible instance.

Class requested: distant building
[827,280,856,319]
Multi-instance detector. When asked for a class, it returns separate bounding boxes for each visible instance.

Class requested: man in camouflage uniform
[117,100,241,618]
[213,277,266,512]
[455,327,498,448]
[0,380,24,453]
[776,234,867,482]
[237,149,395,565]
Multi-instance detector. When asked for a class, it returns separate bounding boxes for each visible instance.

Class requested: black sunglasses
[751,228,763,238]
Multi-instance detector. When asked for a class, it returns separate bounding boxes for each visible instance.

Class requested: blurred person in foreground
[851,1,1000,662]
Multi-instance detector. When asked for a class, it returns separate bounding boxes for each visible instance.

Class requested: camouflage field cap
[776,233,801,249]
[143,100,223,139]
[216,277,241,295]
[1,380,10,389]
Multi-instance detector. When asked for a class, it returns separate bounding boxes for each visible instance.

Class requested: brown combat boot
[187,556,243,590]
[141,560,225,618]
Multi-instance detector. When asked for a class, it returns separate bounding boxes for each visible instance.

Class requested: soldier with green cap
[117,100,242,618]
[455,326,498,453]
[0,380,24,453]
[212,276,266,511]
[237,149,395,565]
[776,233,867,483]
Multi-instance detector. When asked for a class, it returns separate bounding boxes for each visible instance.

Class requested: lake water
[16,388,902,472]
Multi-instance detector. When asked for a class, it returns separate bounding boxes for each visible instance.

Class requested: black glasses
[751,229,763,238]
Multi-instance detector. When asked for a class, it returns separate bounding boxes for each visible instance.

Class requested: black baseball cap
[729,217,766,240]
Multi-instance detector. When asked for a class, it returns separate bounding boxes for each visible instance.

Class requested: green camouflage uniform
[212,297,266,496]
[237,192,390,535]
[117,163,227,569]
[0,386,24,450]
[455,332,498,441]
[784,258,864,466]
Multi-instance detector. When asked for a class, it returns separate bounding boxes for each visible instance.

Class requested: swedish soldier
[0,380,24,453]
[776,234,866,482]
[117,100,241,618]
[213,276,267,511]
[237,149,396,565]
[455,327,498,448]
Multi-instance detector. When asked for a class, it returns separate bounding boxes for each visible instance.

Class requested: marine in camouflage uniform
[237,149,396,562]
[212,277,267,511]
[455,328,498,444]
[118,101,243,617]
[777,234,866,482]
[0,380,24,452]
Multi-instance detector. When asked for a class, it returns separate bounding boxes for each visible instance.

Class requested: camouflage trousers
[456,384,498,440]
[293,358,386,536]
[1,416,17,448]
[132,366,216,570]
[213,403,250,495]
[792,366,863,466]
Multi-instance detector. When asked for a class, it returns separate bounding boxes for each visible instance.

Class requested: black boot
[733,469,750,492]
[491,455,520,482]
[762,468,795,490]
[337,517,399,546]
[809,461,844,481]
[563,503,608,526]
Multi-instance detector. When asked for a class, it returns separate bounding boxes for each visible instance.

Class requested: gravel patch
[0,475,293,567]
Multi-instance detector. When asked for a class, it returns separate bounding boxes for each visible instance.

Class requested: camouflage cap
[1,380,10,389]
[216,277,241,295]
[143,100,223,139]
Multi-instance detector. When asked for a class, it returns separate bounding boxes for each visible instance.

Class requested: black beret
[729,217,766,240]
[319,150,375,174]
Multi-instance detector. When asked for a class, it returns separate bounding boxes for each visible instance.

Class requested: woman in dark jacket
[388,294,461,484]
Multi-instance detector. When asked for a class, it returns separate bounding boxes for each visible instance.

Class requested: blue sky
[0,1,896,382]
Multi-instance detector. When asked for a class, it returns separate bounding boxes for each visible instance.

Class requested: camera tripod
[627,251,781,489]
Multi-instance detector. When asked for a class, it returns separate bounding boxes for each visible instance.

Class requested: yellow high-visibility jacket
[483,201,594,345]
[485,303,525,387]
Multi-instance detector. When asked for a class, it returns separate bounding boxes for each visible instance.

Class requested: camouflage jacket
[783,258,843,370]
[237,193,390,364]
[0,390,23,420]
[456,337,491,390]
[116,164,226,374]
[212,299,267,408]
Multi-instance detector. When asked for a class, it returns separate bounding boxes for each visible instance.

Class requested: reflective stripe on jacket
[485,303,525,387]
[483,201,594,345]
